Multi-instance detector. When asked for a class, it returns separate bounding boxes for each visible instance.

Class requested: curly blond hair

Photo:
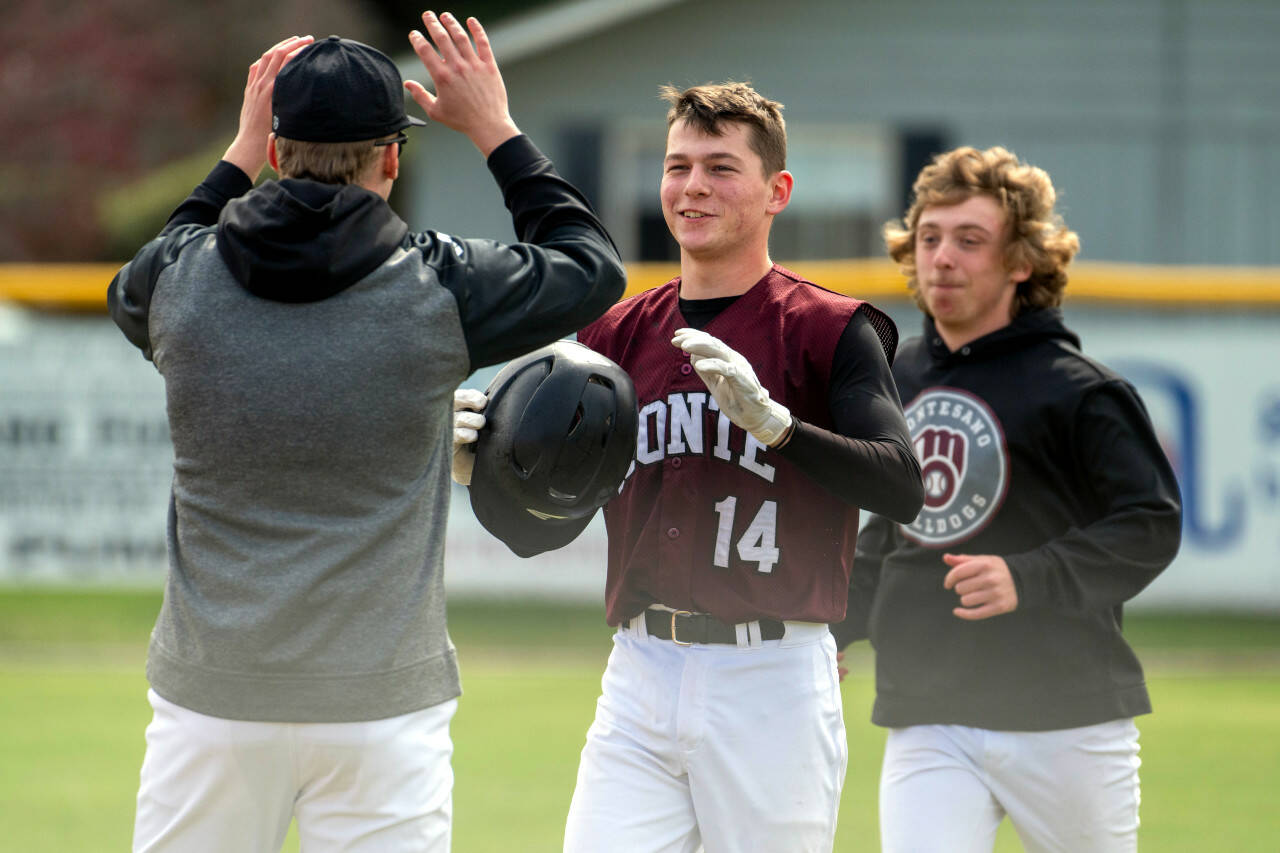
[884,146,1080,316]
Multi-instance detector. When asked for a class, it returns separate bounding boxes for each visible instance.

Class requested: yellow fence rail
[4,260,1280,312]
[0,264,124,312]
[624,260,1280,306]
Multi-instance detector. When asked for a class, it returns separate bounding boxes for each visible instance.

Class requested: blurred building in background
[402,0,1279,266]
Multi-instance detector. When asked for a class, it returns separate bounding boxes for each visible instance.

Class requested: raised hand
[224,35,314,181]
[671,327,793,446]
[405,12,520,157]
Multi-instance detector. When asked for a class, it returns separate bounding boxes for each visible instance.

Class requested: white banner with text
[1,302,1276,609]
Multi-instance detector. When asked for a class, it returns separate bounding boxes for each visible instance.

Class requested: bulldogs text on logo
[902,388,1008,546]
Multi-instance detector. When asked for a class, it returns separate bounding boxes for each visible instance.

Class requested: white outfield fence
[1,262,1278,610]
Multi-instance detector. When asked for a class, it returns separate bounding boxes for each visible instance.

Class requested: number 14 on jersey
[712,497,780,573]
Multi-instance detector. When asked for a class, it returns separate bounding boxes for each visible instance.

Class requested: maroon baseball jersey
[578,265,874,625]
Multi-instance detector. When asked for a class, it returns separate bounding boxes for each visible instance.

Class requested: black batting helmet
[468,341,637,556]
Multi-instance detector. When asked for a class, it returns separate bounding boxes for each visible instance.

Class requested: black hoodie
[832,308,1182,731]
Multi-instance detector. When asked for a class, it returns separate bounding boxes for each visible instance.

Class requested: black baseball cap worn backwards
[272,36,427,142]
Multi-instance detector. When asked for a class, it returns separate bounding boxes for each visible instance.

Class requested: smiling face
[660,118,791,265]
[915,194,1031,348]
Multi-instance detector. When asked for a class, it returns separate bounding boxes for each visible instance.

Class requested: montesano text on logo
[901,387,1008,547]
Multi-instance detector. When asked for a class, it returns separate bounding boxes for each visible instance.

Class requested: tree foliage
[0,0,397,261]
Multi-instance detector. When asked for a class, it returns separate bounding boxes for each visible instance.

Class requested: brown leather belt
[643,609,785,645]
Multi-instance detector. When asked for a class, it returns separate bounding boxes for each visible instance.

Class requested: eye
[665,163,689,174]
[711,164,735,173]
[918,233,938,247]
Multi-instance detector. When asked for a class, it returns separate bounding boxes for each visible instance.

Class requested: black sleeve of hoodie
[776,310,924,523]
[416,134,626,370]
[829,512,900,649]
[107,160,254,358]
[163,160,254,231]
[1005,380,1183,613]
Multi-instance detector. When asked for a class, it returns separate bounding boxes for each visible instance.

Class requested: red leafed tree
[0,0,391,261]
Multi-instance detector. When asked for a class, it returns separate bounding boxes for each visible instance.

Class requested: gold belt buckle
[670,610,693,646]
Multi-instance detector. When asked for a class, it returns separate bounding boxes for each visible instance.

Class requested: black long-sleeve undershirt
[677,297,923,523]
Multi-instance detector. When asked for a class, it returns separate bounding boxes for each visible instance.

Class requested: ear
[1009,260,1032,285]
[382,142,399,181]
[267,134,279,174]
[766,170,794,215]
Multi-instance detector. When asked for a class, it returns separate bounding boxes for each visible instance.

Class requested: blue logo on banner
[1113,360,1244,550]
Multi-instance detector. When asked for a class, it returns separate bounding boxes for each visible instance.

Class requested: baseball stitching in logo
[901,387,1008,547]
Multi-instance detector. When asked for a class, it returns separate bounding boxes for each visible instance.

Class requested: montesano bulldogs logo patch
[901,388,1009,547]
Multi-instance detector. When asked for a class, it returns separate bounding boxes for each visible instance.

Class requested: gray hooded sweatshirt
[107,135,624,721]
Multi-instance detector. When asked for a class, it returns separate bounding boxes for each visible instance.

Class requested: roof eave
[397,0,687,86]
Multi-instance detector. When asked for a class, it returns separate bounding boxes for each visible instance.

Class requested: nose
[931,239,956,269]
[683,165,711,197]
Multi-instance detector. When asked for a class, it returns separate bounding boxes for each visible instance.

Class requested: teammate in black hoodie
[831,147,1181,852]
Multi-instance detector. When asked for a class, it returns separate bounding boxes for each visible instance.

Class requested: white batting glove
[671,327,792,446]
[451,388,488,485]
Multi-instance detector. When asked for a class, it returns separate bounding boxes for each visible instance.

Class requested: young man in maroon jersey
[453,81,923,850]
[561,83,923,852]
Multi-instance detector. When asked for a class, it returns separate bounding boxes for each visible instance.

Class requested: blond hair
[659,82,786,176]
[884,146,1080,316]
[273,135,396,184]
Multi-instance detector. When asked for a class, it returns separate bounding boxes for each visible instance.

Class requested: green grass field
[2,590,1278,851]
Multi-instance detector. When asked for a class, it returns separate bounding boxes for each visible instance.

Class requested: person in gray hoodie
[108,14,623,853]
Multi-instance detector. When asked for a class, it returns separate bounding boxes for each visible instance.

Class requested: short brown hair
[659,82,787,176]
[884,146,1081,317]
[273,134,396,184]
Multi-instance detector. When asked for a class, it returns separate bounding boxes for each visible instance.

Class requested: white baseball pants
[879,719,1141,853]
[563,616,847,853]
[133,690,457,853]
